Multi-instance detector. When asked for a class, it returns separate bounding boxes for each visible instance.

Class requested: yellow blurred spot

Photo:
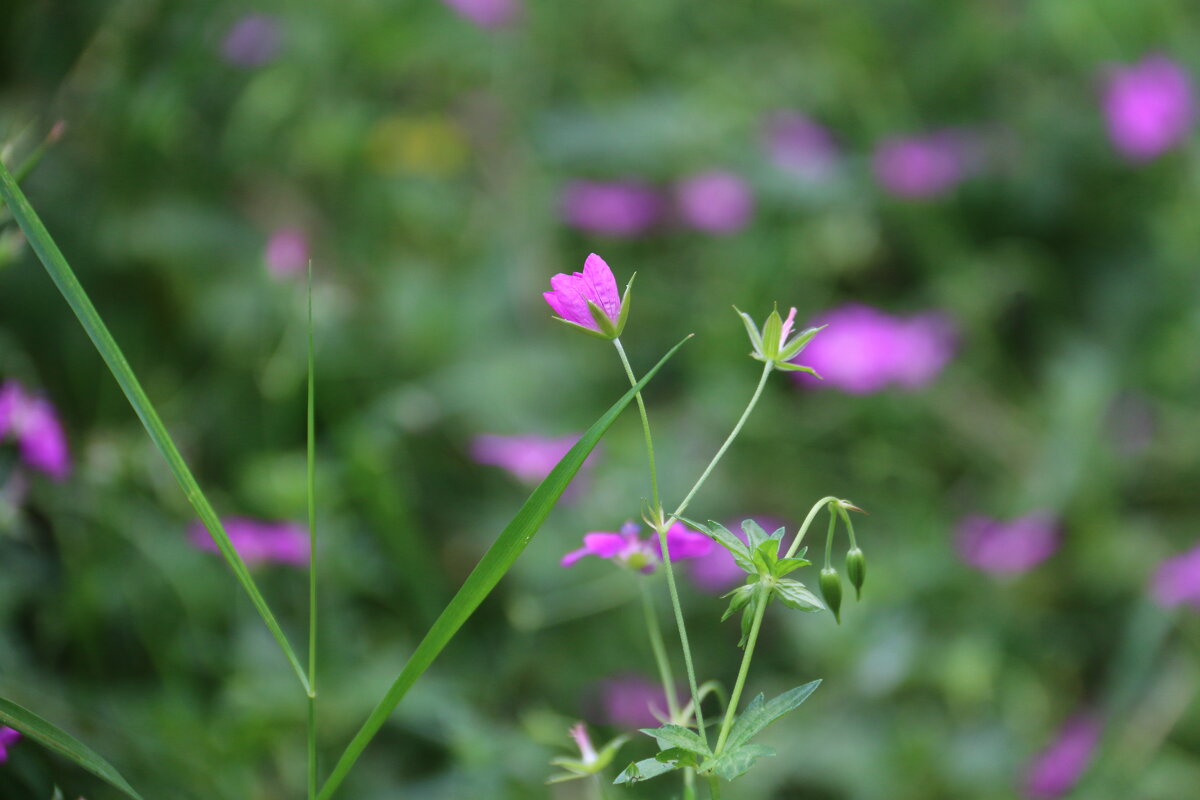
[365,115,468,176]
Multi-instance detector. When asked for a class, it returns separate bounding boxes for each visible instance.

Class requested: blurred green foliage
[2,0,1199,798]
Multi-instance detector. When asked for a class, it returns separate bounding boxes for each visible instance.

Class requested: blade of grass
[307,261,319,797]
[0,157,310,694]
[317,335,691,799]
[0,697,144,800]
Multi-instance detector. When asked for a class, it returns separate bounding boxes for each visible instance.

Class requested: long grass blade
[317,335,691,799]
[0,697,144,800]
[0,157,310,693]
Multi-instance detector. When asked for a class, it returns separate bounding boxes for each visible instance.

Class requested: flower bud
[818,567,843,624]
[845,547,866,599]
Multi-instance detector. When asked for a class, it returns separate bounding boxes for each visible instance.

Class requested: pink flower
[688,516,788,593]
[1022,715,1101,799]
[542,253,628,337]
[0,726,20,763]
[561,521,711,572]
[790,305,954,394]
[872,131,972,199]
[1102,55,1195,162]
[569,722,598,764]
[189,516,309,567]
[598,674,674,730]
[438,0,521,29]
[955,512,1059,575]
[1150,543,1200,609]
[471,433,595,485]
[221,14,282,68]
[763,112,840,181]
[560,181,664,237]
[0,380,70,480]
[265,228,309,277]
[674,171,754,234]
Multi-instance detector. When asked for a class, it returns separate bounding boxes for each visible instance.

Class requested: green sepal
[760,308,783,360]
[774,361,822,377]
[615,272,635,337]
[778,324,825,361]
[818,567,843,623]
[734,306,763,356]
[774,578,824,612]
[702,743,776,781]
[552,315,613,340]
[721,582,757,622]
[614,757,681,784]
[546,732,629,783]
[586,299,619,338]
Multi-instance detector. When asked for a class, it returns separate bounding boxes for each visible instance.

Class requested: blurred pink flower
[1102,55,1195,162]
[598,674,673,730]
[189,516,309,567]
[1022,714,1101,799]
[789,305,954,394]
[561,521,711,571]
[471,433,595,485]
[560,180,664,237]
[1150,543,1200,609]
[955,512,1059,575]
[763,112,839,181]
[0,726,20,763]
[221,14,282,68]
[872,131,971,199]
[0,380,70,481]
[688,516,788,593]
[265,228,309,277]
[674,171,754,234]
[543,253,622,333]
[439,0,520,29]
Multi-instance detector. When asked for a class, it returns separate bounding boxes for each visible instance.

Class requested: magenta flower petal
[598,674,673,730]
[675,171,755,234]
[470,433,586,484]
[439,0,521,29]
[872,131,970,199]
[189,516,310,567]
[560,180,664,237]
[655,522,714,561]
[582,532,630,560]
[955,512,1059,575]
[560,546,593,568]
[0,726,19,763]
[1022,715,1101,799]
[1102,55,1195,162]
[0,380,71,480]
[581,253,621,321]
[1150,543,1200,609]
[688,517,788,593]
[543,254,624,332]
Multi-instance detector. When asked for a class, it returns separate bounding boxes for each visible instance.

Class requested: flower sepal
[735,305,824,373]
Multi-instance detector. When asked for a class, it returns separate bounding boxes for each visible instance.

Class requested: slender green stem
[612,338,659,511]
[0,156,312,694]
[785,496,839,560]
[823,512,836,570]
[707,774,722,799]
[838,505,858,549]
[713,586,769,756]
[638,580,680,720]
[306,263,319,797]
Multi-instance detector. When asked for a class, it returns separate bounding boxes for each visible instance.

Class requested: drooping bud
[845,547,866,599]
[819,567,843,624]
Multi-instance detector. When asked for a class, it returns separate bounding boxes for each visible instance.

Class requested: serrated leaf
[685,519,754,573]
[725,681,822,751]
[741,519,769,550]
[640,724,710,756]
[614,757,682,784]
[707,743,776,780]
[0,698,143,800]
[755,538,779,568]
[775,579,824,612]
[773,557,810,577]
[721,583,756,622]
[768,526,787,542]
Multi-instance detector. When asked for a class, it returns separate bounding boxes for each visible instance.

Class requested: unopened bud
[819,567,842,624]
[845,547,866,599]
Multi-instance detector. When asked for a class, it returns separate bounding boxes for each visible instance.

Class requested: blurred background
[1,0,1199,797]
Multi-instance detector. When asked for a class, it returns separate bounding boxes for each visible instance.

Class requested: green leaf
[773,557,810,577]
[721,583,756,622]
[654,747,704,768]
[0,155,311,693]
[318,337,690,799]
[725,680,822,751]
[0,697,143,800]
[741,519,769,550]
[738,593,760,647]
[614,757,681,784]
[705,743,776,781]
[753,538,779,573]
[774,579,825,612]
[640,724,710,756]
[684,518,753,572]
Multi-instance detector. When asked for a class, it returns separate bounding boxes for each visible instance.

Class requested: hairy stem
[713,586,770,756]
